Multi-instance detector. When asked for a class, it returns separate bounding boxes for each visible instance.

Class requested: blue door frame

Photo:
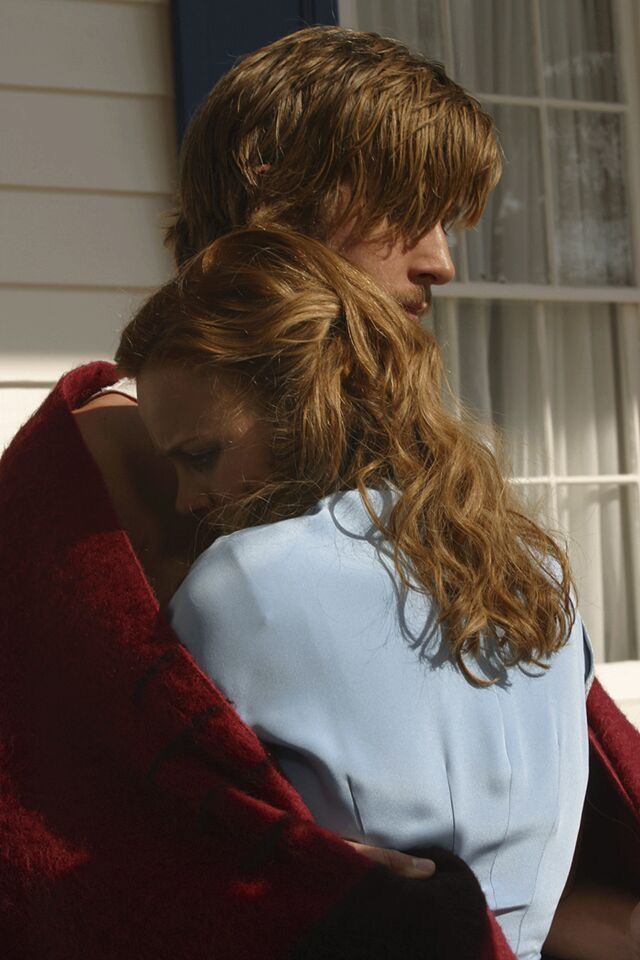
[170,1,340,142]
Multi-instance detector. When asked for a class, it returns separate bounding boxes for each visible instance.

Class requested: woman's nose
[175,478,210,516]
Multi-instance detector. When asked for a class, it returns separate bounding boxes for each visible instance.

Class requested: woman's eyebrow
[160,436,222,457]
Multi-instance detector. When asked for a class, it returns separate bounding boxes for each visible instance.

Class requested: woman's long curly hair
[117,227,575,683]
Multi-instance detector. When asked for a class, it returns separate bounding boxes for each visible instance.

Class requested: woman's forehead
[136,364,258,454]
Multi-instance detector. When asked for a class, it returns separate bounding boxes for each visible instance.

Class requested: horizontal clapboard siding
[0,0,175,452]
[1,387,55,448]
[0,0,172,95]
[1,90,176,192]
[1,288,147,380]
[596,662,640,730]
[1,192,174,287]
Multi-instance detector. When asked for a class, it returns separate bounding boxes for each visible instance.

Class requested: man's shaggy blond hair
[166,26,502,264]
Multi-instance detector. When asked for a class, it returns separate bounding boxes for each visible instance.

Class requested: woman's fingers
[344,839,436,879]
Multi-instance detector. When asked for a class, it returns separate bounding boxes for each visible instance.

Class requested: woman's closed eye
[181,447,222,471]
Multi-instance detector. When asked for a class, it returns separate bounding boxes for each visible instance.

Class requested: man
[166,27,495,301]
[3,25,639,960]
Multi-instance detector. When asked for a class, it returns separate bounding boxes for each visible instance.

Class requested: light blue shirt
[169,489,593,960]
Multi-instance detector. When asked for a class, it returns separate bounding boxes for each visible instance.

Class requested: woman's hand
[344,839,436,879]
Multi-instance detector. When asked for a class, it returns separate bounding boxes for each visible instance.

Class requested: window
[339,0,640,662]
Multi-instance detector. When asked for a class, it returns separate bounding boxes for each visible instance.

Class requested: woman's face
[137,364,273,516]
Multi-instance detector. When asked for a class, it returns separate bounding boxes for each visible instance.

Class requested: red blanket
[0,362,638,960]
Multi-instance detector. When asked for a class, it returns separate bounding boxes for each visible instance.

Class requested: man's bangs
[335,90,502,245]
[409,101,503,235]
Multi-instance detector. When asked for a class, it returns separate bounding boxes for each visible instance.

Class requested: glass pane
[558,483,638,661]
[467,105,548,283]
[450,0,536,95]
[429,299,547,476]
[415,0,446,62]
[546,303,626,475]
[342,0,446,63]
[540,0,620,102]
[548,110,633,285]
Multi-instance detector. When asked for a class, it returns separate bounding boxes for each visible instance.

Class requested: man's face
[329,220,455,323]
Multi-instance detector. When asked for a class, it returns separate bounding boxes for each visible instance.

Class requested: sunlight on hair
[117,226,574,684]
[165,27,503,264]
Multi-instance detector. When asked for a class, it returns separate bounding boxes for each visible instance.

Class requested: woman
[115,226,639,960]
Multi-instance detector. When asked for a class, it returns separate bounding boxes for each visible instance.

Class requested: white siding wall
[0,0,175,450]
[596,661,640,730]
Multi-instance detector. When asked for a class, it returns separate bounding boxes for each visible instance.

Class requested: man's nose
[408,223,455,286]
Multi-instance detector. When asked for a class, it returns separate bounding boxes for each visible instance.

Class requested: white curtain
[344,0,639,661]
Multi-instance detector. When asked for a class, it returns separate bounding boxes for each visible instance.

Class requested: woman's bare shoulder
[72,391,146,453]
[72,392,172,507]
[72,393,193,605]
